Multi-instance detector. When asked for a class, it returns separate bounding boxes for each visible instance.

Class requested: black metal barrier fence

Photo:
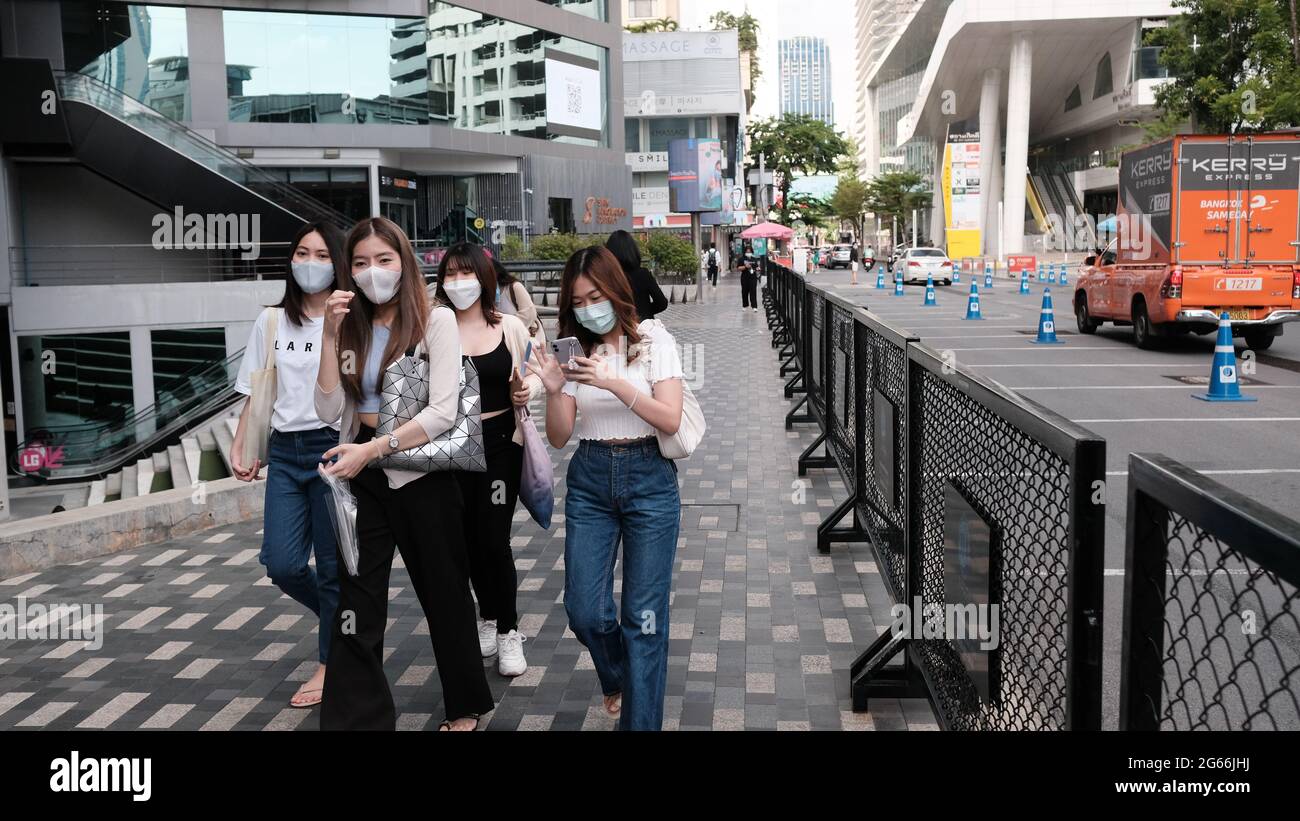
[1120,454,1300,730]
[762,262,1300,731]
[763,263,1106,729]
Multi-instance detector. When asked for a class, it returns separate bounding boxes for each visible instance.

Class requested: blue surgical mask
[574,300,617,334]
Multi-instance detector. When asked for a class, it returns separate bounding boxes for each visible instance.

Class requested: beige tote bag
[241,308,280,468]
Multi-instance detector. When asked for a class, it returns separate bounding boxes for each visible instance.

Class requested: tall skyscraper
[778,36,833,124]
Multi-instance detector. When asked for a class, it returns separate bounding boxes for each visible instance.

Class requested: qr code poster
[545,51,602,137]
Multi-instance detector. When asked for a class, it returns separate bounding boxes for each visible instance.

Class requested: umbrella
[740,222,794,240]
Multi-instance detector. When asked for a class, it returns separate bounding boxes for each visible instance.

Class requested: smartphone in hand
[551,337,582,371]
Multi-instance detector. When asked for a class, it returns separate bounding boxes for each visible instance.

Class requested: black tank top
[466,336,511,414]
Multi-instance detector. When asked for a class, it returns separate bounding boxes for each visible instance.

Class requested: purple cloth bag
[515,404,554,529]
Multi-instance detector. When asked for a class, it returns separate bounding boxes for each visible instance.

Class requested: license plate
[1228,309,1252,321]
[1216,277,1263,291]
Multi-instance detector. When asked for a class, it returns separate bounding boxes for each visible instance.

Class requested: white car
[826,245,854,268]
[900,247,954,285]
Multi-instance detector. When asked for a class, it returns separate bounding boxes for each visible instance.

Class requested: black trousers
[457,411,523,634]
[741,273,758,308]
[321,426,494,730]
[708,266,719,286]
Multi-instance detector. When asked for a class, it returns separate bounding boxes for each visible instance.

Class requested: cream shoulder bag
[638,319,704,459]
[241,308,280,467]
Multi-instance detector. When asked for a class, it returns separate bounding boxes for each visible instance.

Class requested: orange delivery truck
[1073,133,1300,349]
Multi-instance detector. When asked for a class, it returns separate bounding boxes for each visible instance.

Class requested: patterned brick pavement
[0,277,937,731]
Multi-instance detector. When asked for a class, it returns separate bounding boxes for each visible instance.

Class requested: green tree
[711,11,761,86]
[625,17,678,33]
[1151,0,1300,132]
[746,114,851,224]
[863,171,932,245]
[829,175,869,245]
[787,192,835,232]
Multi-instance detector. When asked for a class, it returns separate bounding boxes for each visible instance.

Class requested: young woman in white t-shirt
[231,221,345,710]
[527,245,685,731]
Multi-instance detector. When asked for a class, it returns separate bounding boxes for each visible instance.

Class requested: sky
[677,0,857,137]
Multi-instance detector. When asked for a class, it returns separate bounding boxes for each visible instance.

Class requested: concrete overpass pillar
[978,68,1002,259]
[1002,32,1033,256]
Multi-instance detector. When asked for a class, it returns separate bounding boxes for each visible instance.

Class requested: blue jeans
[262,426,341,664]
[564,438,680,731]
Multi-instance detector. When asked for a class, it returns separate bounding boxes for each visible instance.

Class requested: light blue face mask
[574,300,617,334]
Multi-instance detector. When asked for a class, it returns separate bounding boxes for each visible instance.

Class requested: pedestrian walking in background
[432,242,543,678]
[850,244,860,285]
[231,221,345,710]
[741,258,759,312]
[704,243,720,287]
[606,229,668,320]
[528,246,686,731]
[316,216,493,731]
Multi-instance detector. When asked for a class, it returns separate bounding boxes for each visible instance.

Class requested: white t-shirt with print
[562,319,684,441]
[235,307,339,433]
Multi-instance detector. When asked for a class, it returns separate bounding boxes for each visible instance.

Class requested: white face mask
[355,265,402,305]
[290,259,334,294]
[442,278,482,311]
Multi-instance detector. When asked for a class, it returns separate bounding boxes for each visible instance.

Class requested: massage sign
[583,196,628,225]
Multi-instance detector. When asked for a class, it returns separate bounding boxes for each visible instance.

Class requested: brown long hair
[433,242,499,326]
[558,245,641,361]
[335,217,429,403]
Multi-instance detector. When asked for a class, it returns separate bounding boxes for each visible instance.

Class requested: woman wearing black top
[605,229,668,320]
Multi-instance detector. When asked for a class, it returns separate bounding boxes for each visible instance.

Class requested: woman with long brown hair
[315,216,493,731]
[526,245,686,731]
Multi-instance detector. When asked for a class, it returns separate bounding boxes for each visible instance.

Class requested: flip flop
[289,686,323,709]
[437,714,480,731]
[603,692,622,717]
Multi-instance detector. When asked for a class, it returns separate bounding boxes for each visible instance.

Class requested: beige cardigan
[315,305,461,490]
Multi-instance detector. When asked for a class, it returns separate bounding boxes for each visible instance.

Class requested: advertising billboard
[943,126,982,259]
[544,49,602,141]
[667,138,723,213]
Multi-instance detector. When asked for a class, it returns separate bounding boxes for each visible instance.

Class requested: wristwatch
[386,434,401,452]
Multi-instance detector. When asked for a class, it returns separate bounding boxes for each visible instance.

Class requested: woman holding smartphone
[526,246,685,731]
[316,217,493,731]
[231,221,344,709]
[434,243,542,676]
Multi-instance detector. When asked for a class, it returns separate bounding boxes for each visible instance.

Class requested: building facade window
[535,0,607,21]
[63,3,191,121]
[1064,85,1082,111]
[428,2,609,146]
[150,328,228,427]
[1093,52,1113,99]
[693,117,711,138]
[625,118,640,150]
[259,166,371,222]
[19,332,133,432]
[223,10,430,125]
[648,118,689,151]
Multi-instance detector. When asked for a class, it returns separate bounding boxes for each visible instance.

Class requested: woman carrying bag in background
[433,242,543,678]
[315,217,493,731]
[527,246,699,731]
[230,221,345,710]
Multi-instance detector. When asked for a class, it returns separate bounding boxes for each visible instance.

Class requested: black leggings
[741,274,758,308]
[321,425,493,729]
[457,411,524,634]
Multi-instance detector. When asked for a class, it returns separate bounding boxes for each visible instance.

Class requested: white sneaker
[497,629,528,677]
[478,619,498,658]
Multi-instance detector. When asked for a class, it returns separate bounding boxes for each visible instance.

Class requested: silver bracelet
[625,390,639,411]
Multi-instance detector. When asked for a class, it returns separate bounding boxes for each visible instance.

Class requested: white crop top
[562,320,684,441]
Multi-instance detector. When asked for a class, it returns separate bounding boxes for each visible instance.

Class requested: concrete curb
[0,477,264,580]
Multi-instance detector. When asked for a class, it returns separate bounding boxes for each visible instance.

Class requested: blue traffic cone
[1058,265,1068,287]
[875,267,885,289]
[1030,288,1065,344]
[1037,265,1046,283]
[1193,313,1256,402]
[893,271,904,296]
[964,281,983,320]
[953,265,961,284]
[984,262,994,289]
[922,276,937,306]
[1019,269,1031,295]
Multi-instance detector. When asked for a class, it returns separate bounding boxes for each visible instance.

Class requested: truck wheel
[1244,330,1277,351]
[1132,302,1157,349]
[1075,296,1100,334]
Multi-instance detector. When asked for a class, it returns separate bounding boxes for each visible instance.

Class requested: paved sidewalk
[0,276,936,731]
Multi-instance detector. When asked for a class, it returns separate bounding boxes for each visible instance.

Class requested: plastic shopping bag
[317,464,359,576]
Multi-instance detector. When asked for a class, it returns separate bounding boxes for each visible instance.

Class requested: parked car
[899,247,954,285]
[826,244,854,269]
[1073,133,1300,349]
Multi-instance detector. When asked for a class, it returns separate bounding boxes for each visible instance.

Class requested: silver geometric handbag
[375,347,487,473]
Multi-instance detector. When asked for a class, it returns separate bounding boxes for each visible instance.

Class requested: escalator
[1029,164,1096,252]
[13,348,245,481]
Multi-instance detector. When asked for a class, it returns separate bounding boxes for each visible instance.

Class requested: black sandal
[437,714,480,731]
